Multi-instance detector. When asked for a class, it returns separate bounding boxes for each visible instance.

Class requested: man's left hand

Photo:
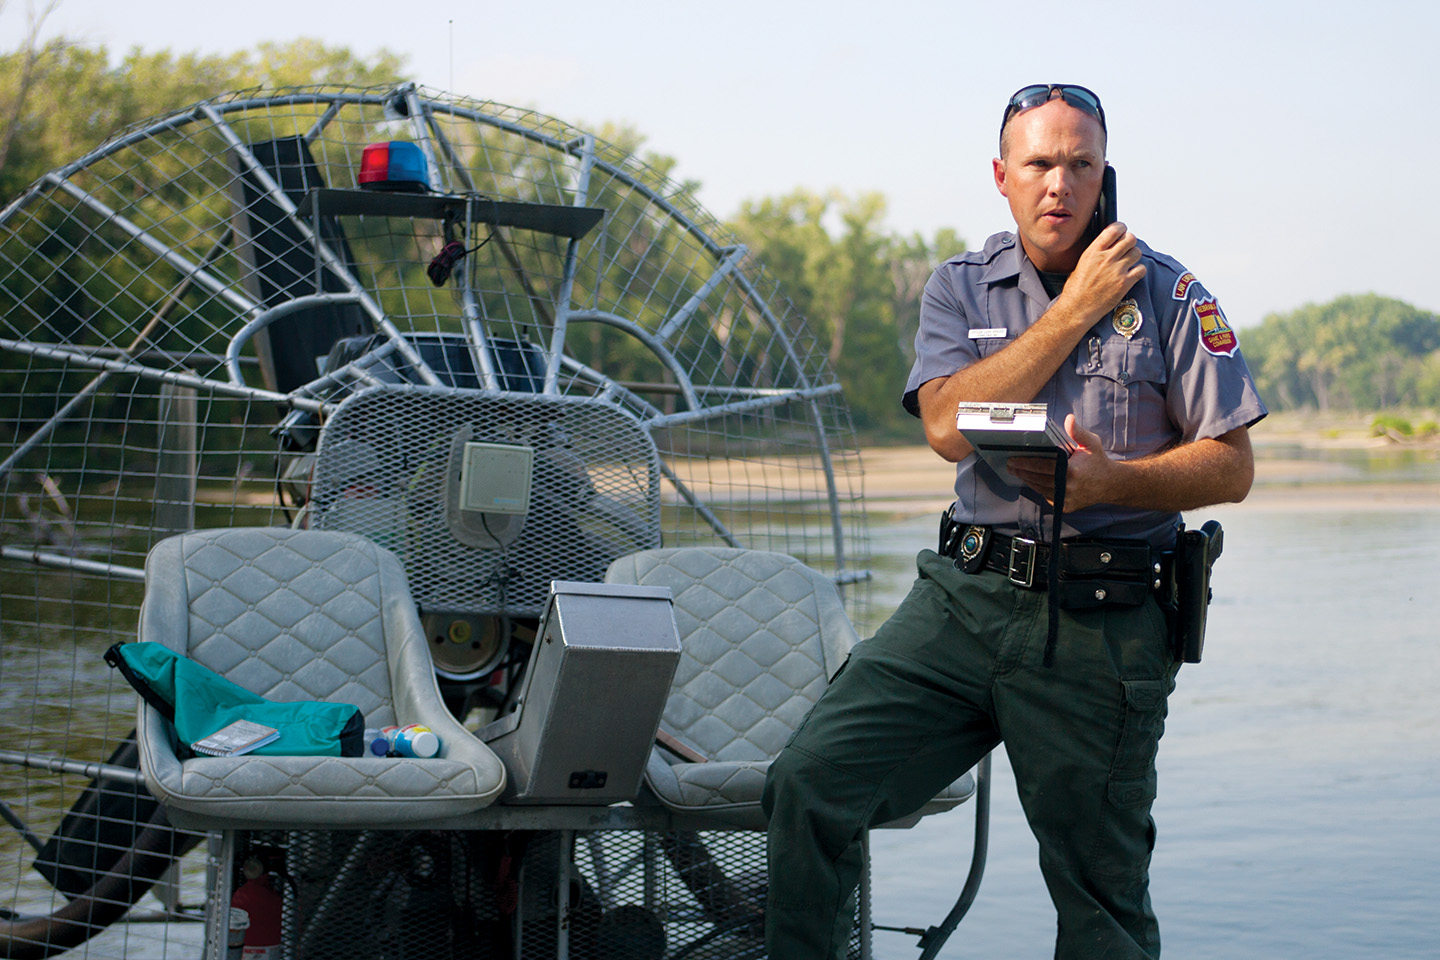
[1006,415,1114,511]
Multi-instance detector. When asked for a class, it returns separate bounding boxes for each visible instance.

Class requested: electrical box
[481,581,681,804]
[459,441,532,515]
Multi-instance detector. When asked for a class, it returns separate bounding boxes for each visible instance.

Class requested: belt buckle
[1008,537,1037,588]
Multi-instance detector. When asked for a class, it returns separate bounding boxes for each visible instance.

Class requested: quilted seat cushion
[137,527,506,828]
[643,752,975,830]
[144,722,497,826]
[608,547,974,828]
[606,547,856,762]
[174,526,395,716]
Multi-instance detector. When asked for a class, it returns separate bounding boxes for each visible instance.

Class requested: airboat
[0,84,988,959]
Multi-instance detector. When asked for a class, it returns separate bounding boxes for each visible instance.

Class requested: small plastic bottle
[363,727,389,757]
[381,723,440,758]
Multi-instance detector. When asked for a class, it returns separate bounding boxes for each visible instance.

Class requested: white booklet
[191,718,280,757]
[955,402,1076,475]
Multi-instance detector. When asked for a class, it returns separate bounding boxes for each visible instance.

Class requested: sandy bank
[859,441,1440,517]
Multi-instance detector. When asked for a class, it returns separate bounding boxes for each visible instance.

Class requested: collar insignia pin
[1112,299,1142,340]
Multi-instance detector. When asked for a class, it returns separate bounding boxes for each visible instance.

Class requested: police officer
[763,84,1267,959]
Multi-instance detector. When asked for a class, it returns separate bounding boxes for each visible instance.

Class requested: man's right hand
[1057,221,1147,326]
[916,223,1149,463]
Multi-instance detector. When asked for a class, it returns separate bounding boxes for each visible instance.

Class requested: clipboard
[955,402,1076,475]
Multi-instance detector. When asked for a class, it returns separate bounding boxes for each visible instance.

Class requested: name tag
[968,328,1007,340]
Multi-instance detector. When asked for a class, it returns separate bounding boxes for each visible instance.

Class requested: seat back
[141,527,403,725]
[605,547,857,763]
[228,136,372,393]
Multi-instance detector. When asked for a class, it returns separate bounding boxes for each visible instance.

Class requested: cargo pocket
[1107,678,1168,809]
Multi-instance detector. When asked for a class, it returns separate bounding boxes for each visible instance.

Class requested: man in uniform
[763,84,1267,959]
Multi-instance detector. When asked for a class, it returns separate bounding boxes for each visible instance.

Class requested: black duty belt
[938,515,1168,609]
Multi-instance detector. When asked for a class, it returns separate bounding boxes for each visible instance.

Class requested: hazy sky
[3,0,1435,328]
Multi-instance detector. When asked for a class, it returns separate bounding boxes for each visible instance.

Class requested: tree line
[1241,294,1440,413]
[1,31,963,442]
[6,28,1432,444]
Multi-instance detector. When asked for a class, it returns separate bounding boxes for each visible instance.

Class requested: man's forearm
[1091,426,1255,512]
[1010,422,1255,513]
[918,297,1101,460]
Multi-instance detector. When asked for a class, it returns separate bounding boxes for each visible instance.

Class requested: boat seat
[134,526,506,829]
[605,547,973,830]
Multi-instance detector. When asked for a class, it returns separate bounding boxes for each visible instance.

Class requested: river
[864,489,1440,958]
[3,444,1436,959]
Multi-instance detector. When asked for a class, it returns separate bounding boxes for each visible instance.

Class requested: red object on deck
[231,859,282,958]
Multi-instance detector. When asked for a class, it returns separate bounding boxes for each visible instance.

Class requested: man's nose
[1046,167,1072,196]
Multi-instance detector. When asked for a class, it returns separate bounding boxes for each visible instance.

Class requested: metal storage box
[481,581,681,804]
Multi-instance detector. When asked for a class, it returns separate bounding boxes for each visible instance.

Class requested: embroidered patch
[1112,299,1142,340]
[1195,297,1237,357]
[1172,272,1196,300]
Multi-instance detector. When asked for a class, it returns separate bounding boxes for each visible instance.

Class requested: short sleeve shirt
[904,231,1267,547]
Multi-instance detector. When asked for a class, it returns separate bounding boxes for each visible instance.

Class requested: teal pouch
[105,642,363,757]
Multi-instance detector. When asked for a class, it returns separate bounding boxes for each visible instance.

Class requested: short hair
[999,99,1107,159]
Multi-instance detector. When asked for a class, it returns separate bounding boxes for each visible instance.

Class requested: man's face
[992,98,1107,273]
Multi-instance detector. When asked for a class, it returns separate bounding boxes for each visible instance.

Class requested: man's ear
[992,157,1009,198]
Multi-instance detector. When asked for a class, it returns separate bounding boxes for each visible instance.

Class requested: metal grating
[308,387,663,618]
[0,83,871,956]
[218,827,865,960]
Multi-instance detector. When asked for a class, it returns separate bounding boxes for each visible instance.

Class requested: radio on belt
[480,581,681,804]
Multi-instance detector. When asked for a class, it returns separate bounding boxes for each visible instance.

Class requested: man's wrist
[1046,289,1109,334]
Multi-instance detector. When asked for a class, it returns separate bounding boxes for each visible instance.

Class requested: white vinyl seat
[134,526,506,829]
[605,547,973,830]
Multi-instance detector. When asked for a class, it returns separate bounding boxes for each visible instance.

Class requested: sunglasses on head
[1000,84,1106,138]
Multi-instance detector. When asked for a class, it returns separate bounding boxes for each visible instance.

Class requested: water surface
[865,503,1440,958]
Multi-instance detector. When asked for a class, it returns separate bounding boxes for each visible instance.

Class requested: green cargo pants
[763,549,1179,960]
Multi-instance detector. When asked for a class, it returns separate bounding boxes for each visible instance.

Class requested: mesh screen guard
[308,386,664,617]
[0,84,875,958]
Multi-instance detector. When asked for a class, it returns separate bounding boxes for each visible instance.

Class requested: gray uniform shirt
[904,231,1267,547]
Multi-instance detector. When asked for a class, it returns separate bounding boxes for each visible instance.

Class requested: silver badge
[1112,299,1142,340]
[959,526,985,566]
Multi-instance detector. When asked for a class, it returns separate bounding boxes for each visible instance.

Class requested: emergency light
[357,141,430,192]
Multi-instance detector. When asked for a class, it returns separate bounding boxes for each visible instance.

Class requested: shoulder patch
[1194,297,1237,357]
[1172,272,1196,300]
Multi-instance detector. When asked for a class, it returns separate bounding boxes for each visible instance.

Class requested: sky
[2,0,1436,329]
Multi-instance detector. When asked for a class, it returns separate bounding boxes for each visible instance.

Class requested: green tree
[0,0,60,182]
[728,189,963,439]
[0,37,408,203]
[1243,293,1440,411]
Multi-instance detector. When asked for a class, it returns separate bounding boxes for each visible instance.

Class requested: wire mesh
[0,83,871,956]
[219,826,865,960]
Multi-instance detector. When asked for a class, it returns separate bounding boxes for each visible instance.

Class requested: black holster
[1161,520,1225,663]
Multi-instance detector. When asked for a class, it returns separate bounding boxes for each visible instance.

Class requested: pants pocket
[1107,677,1168,809]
